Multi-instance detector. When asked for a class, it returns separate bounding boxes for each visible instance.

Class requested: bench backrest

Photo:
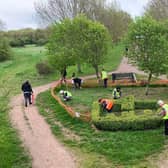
[112,72,136,82]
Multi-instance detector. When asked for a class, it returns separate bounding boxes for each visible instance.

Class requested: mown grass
[0,43,124,95]
[0,43,124,167]
[36,91,166,167]
[56,86,168,114]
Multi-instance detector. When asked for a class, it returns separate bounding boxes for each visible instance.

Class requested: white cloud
[0,0,37,30]
[0,0,150,30]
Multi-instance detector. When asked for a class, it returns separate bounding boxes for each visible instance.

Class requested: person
[60,67,67,84]
[21,80,33,107]
[98,98,114,112]
[157,100,168,135]
[112,86,121,99]
[59,90,72,101]
[71,72,82,89]
[101,68,108,88]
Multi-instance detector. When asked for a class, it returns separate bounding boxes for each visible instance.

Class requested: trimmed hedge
[135,100,157,109]
[91,97,162,131]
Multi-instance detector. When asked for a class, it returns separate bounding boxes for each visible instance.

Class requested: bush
[121,95,134,111]
[36,61,52,75]
[0,37,11,62]
[91,101,162,131]
[9,38,25,47]
[135,100,157,109]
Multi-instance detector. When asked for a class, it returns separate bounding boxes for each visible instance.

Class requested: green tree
[126,16,168,95]
[0,37,11,62]
[47,19,75,75]
[72,15,109,78]
[47,15,110,78]
[83,19,109,78]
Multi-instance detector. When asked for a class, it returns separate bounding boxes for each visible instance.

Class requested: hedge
[91,101,162,131]
[135,100,157,109]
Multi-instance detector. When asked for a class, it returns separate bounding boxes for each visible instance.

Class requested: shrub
[91,101,162,131]
[0,37,11,62]
[135,100,157,109]
[36,61,52,75]
[121,95,134,111]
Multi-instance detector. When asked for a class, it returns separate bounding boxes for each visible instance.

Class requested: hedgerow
[91,96,162,131]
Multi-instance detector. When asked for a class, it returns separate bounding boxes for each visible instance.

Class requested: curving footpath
[9,57,167,168]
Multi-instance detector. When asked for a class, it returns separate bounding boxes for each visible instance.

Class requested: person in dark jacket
[71,72,82,89]
[60,68,67,84]
[21,80,33,107]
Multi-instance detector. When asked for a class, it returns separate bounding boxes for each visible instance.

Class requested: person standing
[21,80,33,107]
[101,68,108,88]
[60,67,67,84]
[157,100,168,135]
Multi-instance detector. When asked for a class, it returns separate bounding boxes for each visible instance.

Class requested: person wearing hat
[59,90,72,101]
[157,100,168,135]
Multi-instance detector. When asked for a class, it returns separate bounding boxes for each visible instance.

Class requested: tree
[47,19,75,75]
[145,0,168,21]
[72,15,109,78]
[126,16,168,95]
[0,37,11,62]
[35,0,132,43]
[83,19,109,78]
[47,15,110,78]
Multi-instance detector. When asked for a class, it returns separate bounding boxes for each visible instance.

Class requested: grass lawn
[57,86,168,114]
[0,43,124,167]
[37,91,166,168]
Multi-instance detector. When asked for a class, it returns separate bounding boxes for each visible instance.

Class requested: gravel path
[9,57,167,168]
[10,82,76,168]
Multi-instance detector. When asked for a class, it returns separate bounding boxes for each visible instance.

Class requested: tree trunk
[145,72,152,95]
[77,63,82,74]
[94,65,100,79]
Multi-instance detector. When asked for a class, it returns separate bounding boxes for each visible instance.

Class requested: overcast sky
[0,0,149,30]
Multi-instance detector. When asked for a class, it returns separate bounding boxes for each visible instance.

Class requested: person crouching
[98,98,114,112]
[59,90,72,101]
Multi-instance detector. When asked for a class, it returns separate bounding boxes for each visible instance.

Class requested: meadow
[0,43,124,167]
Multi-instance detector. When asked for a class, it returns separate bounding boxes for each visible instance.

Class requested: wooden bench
[112,72,137,83]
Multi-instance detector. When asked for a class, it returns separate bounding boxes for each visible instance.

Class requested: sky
[0,0,149,30]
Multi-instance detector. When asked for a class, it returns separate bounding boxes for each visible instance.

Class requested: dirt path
[9,57,167,168]
[10,82,76,168]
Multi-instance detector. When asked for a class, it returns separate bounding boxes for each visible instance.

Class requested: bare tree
[145,0,168,21]
[35,0,106,25]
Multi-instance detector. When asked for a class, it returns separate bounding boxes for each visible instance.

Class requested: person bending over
[98,98,114,112]
[59,90,72,101]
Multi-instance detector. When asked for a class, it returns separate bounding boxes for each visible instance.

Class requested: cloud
[0,0,150,30]
[0,0,37,30]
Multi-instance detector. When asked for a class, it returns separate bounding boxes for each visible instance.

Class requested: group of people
[21,68,168,136]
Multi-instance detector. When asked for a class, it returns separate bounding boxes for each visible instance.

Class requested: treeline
[0,28,50,47]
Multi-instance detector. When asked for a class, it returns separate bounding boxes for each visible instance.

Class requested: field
[37,90,165,168]
[0,44,124,167]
